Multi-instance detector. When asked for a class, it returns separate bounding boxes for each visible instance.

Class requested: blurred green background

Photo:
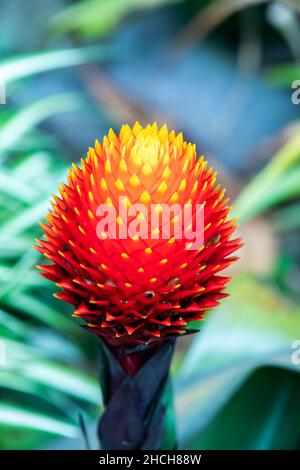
[0,0,300,450]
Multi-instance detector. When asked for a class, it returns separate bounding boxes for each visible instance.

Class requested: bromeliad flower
[35,123,241,450]
[36,122,240,345]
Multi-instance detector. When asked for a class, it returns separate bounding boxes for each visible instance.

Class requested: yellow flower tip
[151,227,160,236]
[108,128,117,142]
[119,159,127,172]
[179,178,187,191]
[162,166,171,179]
[136,212,145,220]
[129,174,140,187]
[72,162,78,173]
[132,121,143,136]
[100,178,108,192]
[159,123,168,139]
[80,158,86,172]
[95,139,101,152]
[122,195,131,208]
[100,231,107,240]
[192,181,198,192]
[170,192,179,203]
[154,204,163,214]
[104,159,112,173]
[141,162,152,175]
[140,190,151,203]
[90,173,95,187]
[115,179,125,191]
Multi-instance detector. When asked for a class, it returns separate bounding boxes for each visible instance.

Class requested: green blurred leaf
[272,202,300,231]
[0,336,100,406]
[185,367,300,450]
[1,334,100,405]
[0,169,39,202]
[20,361,100,406]
[50,0,180,38]
[175,274,300,445]
[0,404,78,438]
[233,132,300,223]
[0,237,34,258]
[267,63,300,86]
[0,266,47,288]
[0,45,115,83]
[0,248,40,299]
[1,199,52,235]
[13,152,52,183]
[4,292,77,335]
[0,94,81,154]
[0,371,77,419]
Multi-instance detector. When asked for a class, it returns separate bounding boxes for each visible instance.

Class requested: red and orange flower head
[35,123,241,346]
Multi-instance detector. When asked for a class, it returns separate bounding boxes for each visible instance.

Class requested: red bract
[35,123,241,346]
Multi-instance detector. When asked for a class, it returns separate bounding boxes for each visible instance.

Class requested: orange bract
[35,123,241,346]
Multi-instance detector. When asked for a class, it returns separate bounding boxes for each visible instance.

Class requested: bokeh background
[1,0,300,450]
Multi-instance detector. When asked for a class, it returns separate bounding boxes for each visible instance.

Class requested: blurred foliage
[49,0,300,40]
[233,128,300,223]
[176,273,300,449]
[0,127,101,448]
[0,0,300,451]
[268,63,300,86]
[0,46,115,84]
[0,46,115,448]
[50,0,181,38]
